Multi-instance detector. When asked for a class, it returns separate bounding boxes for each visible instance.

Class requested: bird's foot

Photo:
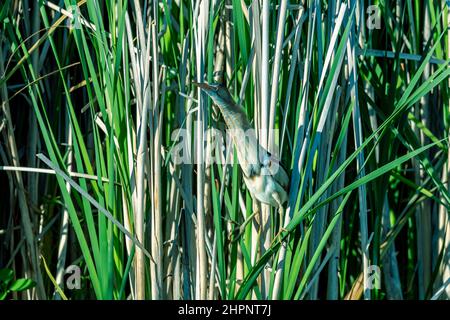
[229,211,259,243]
[271,227,289,247]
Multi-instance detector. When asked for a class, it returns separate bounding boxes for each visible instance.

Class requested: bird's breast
[243,173,278,207]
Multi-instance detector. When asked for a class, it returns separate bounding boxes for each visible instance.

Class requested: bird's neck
[216,103,252,131]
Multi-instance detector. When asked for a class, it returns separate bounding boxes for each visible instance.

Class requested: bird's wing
[273,160,289,188]
[262,152,289,188]
[231,130,261,178]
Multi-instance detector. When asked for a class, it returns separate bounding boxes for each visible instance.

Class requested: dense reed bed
[0,0,449,300]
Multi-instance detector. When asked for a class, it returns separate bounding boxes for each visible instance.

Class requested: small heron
[193,81,289,235]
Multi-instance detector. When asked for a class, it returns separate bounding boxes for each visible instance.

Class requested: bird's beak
[192,81,215,91]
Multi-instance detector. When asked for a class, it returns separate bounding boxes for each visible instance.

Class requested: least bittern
[193,82,289,230]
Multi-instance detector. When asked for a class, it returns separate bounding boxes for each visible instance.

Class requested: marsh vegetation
[0,0,449,300]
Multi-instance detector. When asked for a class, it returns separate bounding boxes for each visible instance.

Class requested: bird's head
[192,81,234,107]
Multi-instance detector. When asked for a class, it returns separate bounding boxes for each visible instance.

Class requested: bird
[193,81,289,231]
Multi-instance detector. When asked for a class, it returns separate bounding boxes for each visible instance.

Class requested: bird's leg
[272,208,288,247]
[230,208,260,243]
[271,194,288,246]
